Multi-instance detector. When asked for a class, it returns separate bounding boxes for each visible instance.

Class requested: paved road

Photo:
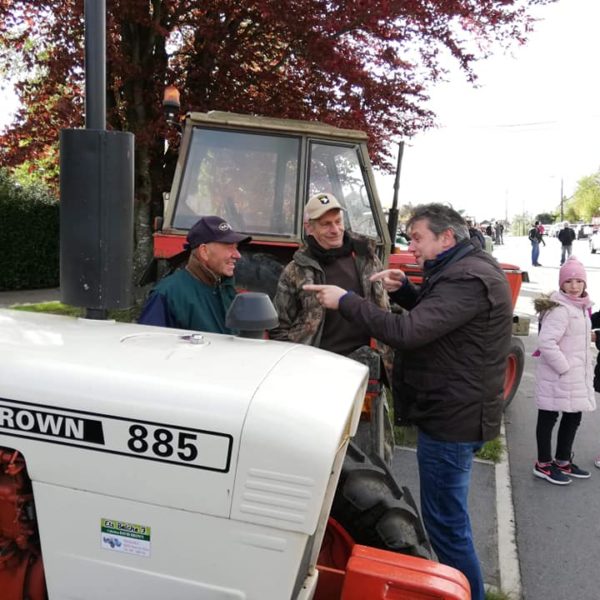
[495,235,600,600]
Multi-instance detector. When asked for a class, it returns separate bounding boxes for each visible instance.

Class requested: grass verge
[394,424,504,463]
[485,589,514,600]
[10,301,139,323]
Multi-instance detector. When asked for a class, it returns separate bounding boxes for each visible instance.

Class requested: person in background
[303,203,512,600]
[532,256,595,484]
[528,220,545,266]
[466,219,485,248]
[495,221,504,245]
[558,221,576,266]
[138,216,250,333]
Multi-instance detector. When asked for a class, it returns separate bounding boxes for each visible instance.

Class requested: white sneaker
[595,456,600,469]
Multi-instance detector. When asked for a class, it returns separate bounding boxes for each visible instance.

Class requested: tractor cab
[153,111,392,296]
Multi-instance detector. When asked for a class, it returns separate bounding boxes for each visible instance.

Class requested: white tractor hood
[0,309,367,536]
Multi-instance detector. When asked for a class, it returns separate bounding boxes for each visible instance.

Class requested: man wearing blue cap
[138,216,251,333]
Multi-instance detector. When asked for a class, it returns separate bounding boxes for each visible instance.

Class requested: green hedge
[0,170,60,290]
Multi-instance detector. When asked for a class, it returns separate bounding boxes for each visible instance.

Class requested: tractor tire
[331,441,432,560]
[503,336,525,409]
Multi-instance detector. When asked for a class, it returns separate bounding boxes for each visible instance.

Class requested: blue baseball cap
[184,216,251,250]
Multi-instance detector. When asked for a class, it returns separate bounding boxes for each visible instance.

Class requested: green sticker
[101,518,151,557]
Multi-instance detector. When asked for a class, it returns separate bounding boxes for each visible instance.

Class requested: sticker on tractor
[0,397,233,472]
[101,518,151,558]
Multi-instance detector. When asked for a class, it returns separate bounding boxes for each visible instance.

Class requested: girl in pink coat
[533,256,596,485]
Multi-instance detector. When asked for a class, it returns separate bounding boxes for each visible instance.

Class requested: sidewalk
[0,287,61,308]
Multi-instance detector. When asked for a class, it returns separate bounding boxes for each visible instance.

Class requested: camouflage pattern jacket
[270,233,393,381]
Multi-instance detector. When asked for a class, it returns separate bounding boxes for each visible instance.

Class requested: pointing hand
[303,284,347,310]
[370,269,406,292]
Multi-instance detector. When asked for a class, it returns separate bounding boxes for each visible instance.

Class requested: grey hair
[407,203,469,242]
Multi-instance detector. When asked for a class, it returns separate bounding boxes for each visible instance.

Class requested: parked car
[589,230,600,253]
[549,223,562,237]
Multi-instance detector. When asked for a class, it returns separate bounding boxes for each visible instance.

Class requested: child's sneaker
[533,462,571,485]
[553,460,590,479]
[594,456,600,469]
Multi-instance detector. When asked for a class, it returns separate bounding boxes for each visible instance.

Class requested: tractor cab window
[173,128,300,237]
[307,142,379,240]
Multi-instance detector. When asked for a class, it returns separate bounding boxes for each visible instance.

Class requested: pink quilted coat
[534,291,596,412]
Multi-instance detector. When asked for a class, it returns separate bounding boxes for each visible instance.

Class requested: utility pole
[60,0,134,318]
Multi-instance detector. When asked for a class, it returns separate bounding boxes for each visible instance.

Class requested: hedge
[0,170,60,290]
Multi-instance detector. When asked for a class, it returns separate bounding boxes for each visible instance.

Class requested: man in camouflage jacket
[270,193,393,380]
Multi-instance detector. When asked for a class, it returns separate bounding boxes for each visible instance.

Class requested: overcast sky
[376,0,600,222]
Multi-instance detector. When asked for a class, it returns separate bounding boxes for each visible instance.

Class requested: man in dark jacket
[528,220,545,266]
[558,221,576,265]
[304,203,512,600]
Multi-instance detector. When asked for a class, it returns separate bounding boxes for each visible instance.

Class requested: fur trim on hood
[533,294,560,314]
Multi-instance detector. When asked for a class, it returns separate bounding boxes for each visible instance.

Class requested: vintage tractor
[0,110,526,600]
[151,110,528,407]
[1,3,474,593]
[0,307,469,599]
[0,110,469,599]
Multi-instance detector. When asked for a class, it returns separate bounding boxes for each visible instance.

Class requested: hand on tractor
[303,284,347,310]
[370,269,406,292]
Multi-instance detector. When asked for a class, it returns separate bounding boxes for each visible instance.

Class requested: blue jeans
[560,244,572,265]
[417,430,485,600]
[531,240,540,265]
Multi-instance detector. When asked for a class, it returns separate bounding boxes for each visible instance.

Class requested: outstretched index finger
[370,269,405,282]
[303,284,326,292]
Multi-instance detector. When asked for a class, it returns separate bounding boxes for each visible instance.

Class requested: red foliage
[0,0,554,221]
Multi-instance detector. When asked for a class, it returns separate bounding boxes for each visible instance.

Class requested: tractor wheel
[503,336,525,409]
[331,441,432,560]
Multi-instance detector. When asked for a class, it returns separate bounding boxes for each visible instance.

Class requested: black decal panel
[0,398,232,472]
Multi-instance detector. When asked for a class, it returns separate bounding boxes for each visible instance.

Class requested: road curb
[495,420,522,598]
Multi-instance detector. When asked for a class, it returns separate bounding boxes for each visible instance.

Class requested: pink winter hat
[559,256,587,287]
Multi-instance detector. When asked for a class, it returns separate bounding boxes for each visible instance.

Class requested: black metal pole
[84,0,106,130]
[85,0,107,319]
[61,0,134,318]
[387,141,404,253]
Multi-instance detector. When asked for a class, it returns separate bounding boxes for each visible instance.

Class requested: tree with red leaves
[0,0,553,275]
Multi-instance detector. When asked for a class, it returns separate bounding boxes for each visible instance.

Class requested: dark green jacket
[138,268,237,334]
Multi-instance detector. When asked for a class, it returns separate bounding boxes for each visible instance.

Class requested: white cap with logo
[305,193,345,221]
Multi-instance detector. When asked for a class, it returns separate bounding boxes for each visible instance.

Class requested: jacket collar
[294,231,374,269]
[423,238,476,278]
[185,252,233,287]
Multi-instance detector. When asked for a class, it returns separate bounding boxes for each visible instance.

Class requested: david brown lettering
[0,406,84,440]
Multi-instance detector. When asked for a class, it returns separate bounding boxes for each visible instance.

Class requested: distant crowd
[465,219,505,248]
